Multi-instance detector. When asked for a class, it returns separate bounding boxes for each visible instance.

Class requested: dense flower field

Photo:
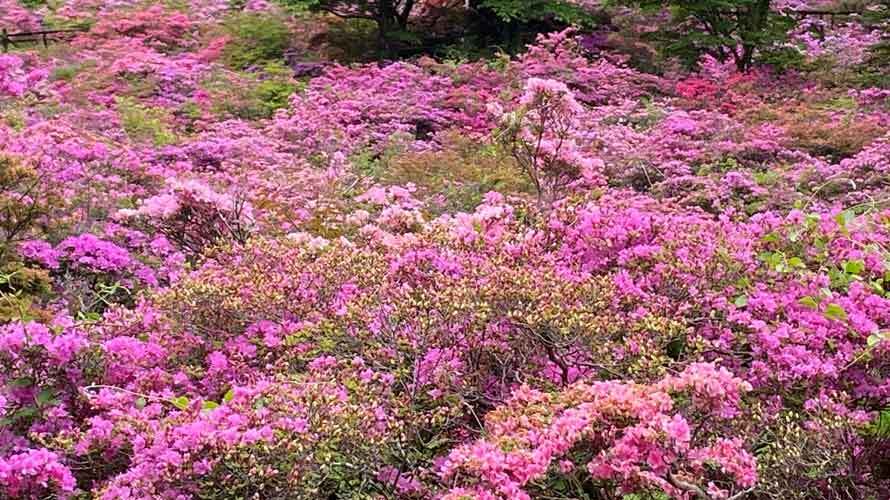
[1,0,889,498]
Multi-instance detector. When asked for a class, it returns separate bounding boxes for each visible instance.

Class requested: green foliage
[221,12,291,70]
[856,40,890,88]
[615,0,796,71]
[116,97,176,146]
[50,64,81,82]
[0,156,55,320]
[75,280,132,318]
[253,63,301,116]
[0,263,52,322]
[206,63,301,120]
[756,411,874,499]
[784,106,885,162]
[49,61,97,83]
[276,0,416,55]
[323,18,380,62]
[478,0,595,25]
[0,156,56,260]
[757,44,807,72]
[361,132,532,215]
[869,408,890,437]
[18,0,47,8]
[1,110,26,132]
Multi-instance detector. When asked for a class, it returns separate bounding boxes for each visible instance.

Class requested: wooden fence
[1,27,89,52]
[792,9,864,28]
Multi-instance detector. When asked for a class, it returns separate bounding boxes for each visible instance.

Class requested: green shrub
[1,156,54,260]
[785,108,884,162]
[2,111,26,131]
[50,67,79,82]
[19,0,47,8]
[757,46,807,72]
[221,12,291,70]
[253,62,300,117]
[50,63,84,82]
[372,131,532,214]
[116,97,177,146]
[0,262,52,323]
[204,63,301,120]
[321,18,379,63]
[854,42,890,88]
[0,156,56,322]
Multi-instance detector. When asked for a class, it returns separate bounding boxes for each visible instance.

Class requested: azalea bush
[1,0,890,499]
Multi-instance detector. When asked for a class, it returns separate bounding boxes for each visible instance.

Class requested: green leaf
[824,303,847,321]
[867,331,888,348]
[424,436,449,450]
[135,397,147,409]
[0,406,40,427]
[835,209,855,229]
[9,377,33,388]
[761,232,780,244]
[223,388,235,403]
[734,295,748,307]
[35,387,58,407]
[843,259,865,275]
[869,408,890,437]
[170,396,190,410]
[798,296,819,309]
[804,213,821,227]
[666,335,686,361]
[202,401,220,410]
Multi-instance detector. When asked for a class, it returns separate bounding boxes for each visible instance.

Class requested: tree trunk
[737,0,771,71]
[377,1,396,58]
[397,0,415,30]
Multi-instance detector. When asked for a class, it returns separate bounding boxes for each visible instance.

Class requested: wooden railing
[791,9,864,28]
[1,27,89,52]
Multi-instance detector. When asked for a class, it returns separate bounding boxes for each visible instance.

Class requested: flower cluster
[1,1,889,499]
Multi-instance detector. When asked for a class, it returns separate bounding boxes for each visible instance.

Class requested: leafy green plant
[0,264,51,322]
[116,97,177,146]
[613,0,797,71]
[253,63,301,117]
[321,18,380,62]
[478,0,595,26]
[50,64,82,82]
[75,280,131,318]
[207,63,301,120]
[221,12,291,69]
[276,0,416,55]
[374,134,529,214]
[869,408,890,437]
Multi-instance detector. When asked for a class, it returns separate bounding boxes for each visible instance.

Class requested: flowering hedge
[1,1,889,499]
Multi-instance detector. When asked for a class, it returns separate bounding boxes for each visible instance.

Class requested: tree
[468,0,599,52]
[285,0,419,54]
[617,0,796,71]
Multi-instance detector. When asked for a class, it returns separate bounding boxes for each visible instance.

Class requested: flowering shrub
[1,1,889,499]
[0,448,76,498]
[496,77,604,204]
[0,54,46,98]
[441,364,756,500]
[120,179,254,257]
